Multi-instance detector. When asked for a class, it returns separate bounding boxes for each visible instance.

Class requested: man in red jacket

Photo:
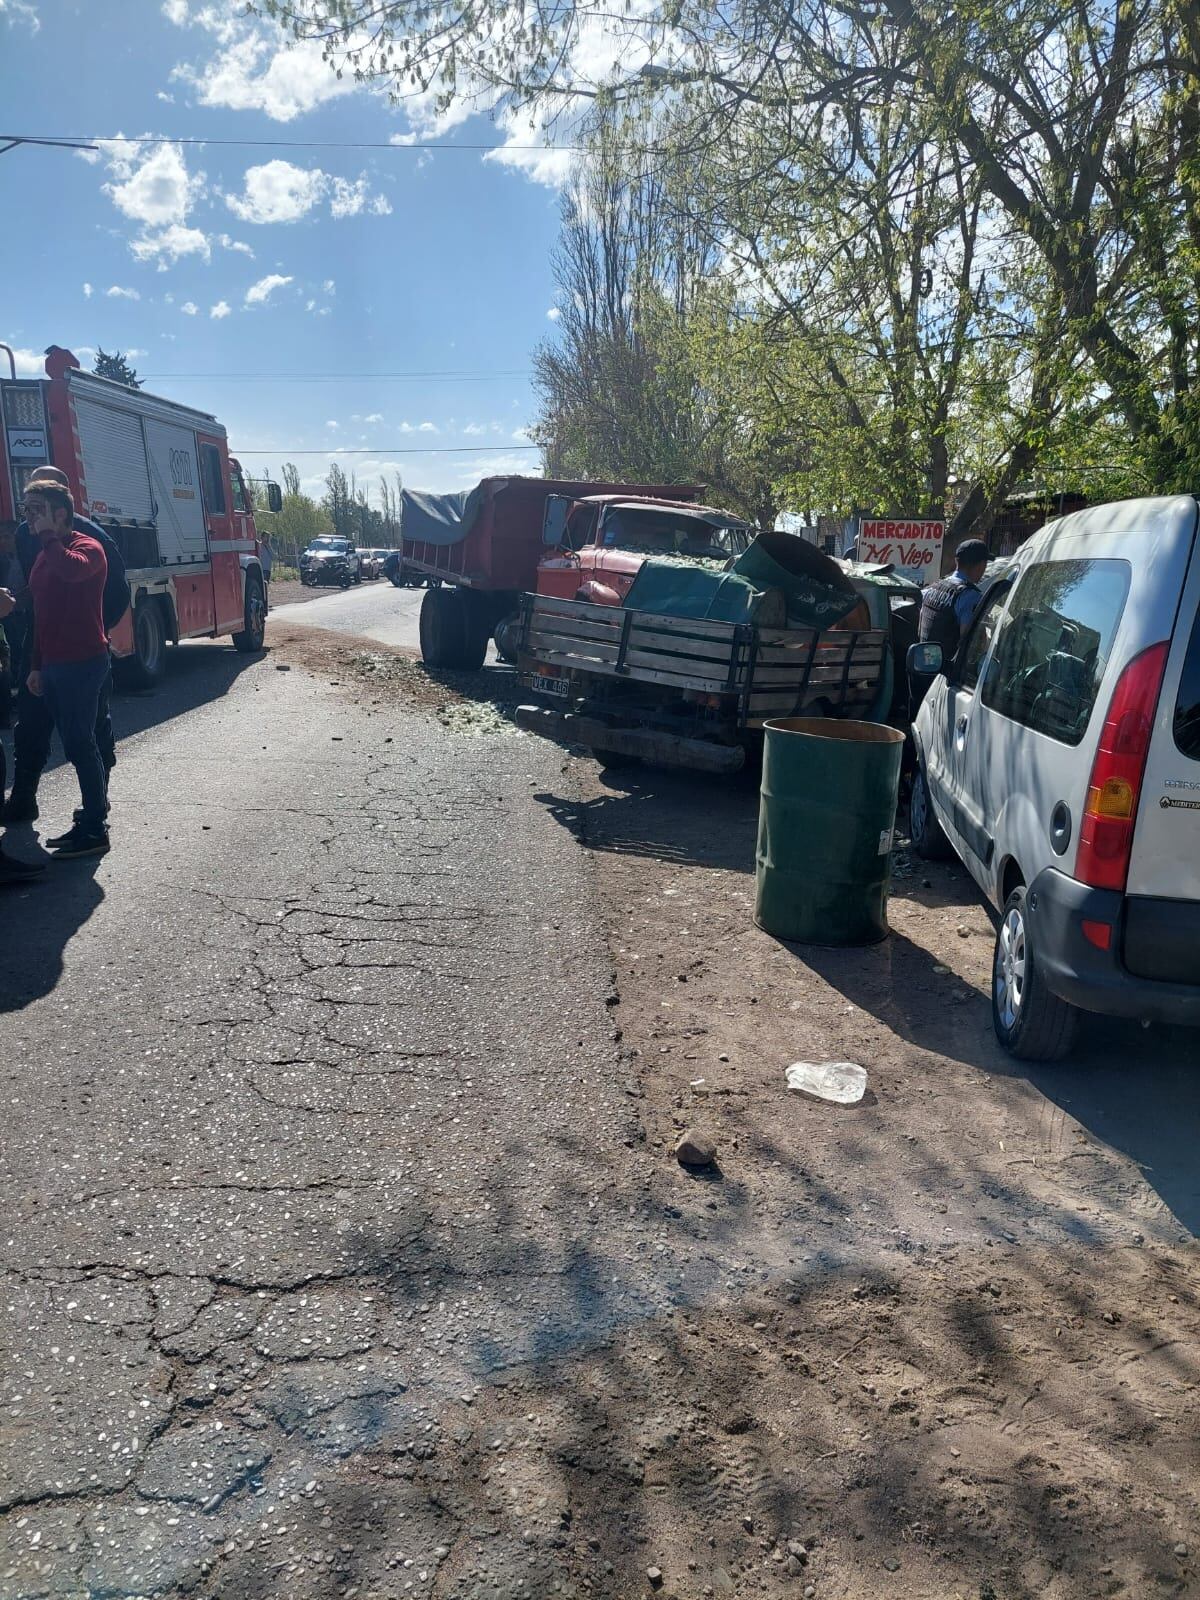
[24,477,111,858]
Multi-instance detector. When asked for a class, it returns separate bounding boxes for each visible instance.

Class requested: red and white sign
[858,518,944,582]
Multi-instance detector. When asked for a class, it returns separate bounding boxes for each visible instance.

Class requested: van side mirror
[907,641,944,678]
[266,481,283,514]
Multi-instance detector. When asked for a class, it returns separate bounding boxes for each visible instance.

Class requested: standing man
[23,478,111,858]
[918,538,991,654]
[2,467,128,824]
[0,583,43,885]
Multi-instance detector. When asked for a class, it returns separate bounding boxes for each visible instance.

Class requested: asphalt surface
[272,582,428,652]
[0,629,649,1598]
[3,599,1196,1597]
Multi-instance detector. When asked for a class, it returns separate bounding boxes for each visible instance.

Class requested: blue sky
[0,0,584,499]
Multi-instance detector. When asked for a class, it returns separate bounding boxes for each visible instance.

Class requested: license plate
[532,672,569,699]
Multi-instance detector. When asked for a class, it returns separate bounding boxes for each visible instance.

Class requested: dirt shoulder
[566,756,1199,1599]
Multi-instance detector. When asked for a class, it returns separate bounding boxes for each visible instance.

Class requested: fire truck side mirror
[266,481,283,514]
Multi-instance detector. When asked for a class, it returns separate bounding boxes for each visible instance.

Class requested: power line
[2,132,588,154]
[138,370,532,382]
[235,444,539,455]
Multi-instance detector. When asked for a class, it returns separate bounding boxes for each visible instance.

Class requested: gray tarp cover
[400,485,486,547]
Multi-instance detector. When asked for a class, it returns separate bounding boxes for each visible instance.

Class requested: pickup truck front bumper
[515,704,745,773]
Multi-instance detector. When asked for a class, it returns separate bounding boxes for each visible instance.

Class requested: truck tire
[493,609,521,666]
[909,764,953,860]
[117,598,167,689]
[992,886,1079,1061]
[420,586,489,670]
[232,572,266,654]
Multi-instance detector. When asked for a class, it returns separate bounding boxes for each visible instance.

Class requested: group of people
[0,467,128,886]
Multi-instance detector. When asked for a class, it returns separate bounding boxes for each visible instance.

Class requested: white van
[908,495,1200,1060]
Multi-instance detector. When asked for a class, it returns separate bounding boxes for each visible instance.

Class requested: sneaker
[49,825,110,859]
[1,790,39,825]
[0,850,45,885]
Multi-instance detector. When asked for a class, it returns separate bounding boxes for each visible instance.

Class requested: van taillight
[1075,640,1170,892]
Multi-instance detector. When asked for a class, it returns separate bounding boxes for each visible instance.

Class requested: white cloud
[364,412,383,424]
[462,423,487,436]
[0,343,44,376]
[105,285,141,300]
[225,160,390,224]
[326,420,339,430]
[225,160,326,224]
[157,91,175,104]
[322,278,336,295]
[105,141,200,228]
[171,10,361,123]
[161,0,188,21]
[130,223,211,267]
[217,233,255,258]
[546,306,561,321]
[93,136,210,267]
[329,176,393,218]
[0,0,40,32]
[82,282,93,298]
[244,273,294,306]
[181,301,199,315]
[210,300,231,319]
[418,422,439,433]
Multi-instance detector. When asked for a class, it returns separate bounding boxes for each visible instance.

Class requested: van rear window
[1174,603,1200,760]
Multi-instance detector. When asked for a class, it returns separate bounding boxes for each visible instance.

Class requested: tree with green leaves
[271,461,334,551]
[93,348,142,388]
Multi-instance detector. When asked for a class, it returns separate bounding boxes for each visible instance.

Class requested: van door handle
[956,715,969,737]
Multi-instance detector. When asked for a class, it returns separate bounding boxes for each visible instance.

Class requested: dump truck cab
[537,495,755,606]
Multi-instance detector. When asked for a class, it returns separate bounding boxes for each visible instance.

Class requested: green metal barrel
[755,717,905,946]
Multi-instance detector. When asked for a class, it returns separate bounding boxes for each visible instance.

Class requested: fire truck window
[231,472,249,514]
[199,444,226,516]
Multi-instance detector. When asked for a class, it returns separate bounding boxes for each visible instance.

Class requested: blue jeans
[41,654,110,830]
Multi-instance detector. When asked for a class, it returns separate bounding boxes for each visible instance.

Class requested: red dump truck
[399,476,703,669]
[0,342,280,686]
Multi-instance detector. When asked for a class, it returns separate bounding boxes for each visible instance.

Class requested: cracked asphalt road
[4,594,1197,1599]
[0,632,650,1598]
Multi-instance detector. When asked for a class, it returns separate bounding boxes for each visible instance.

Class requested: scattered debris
[674,1129,717,1168]
[785,1060,867,1105]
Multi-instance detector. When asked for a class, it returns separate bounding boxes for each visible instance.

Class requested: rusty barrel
[754,717,905,946]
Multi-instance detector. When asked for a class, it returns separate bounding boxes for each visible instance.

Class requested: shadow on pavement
[0,854,104,1012]
[21,639,262,783]
[537,766,759,873]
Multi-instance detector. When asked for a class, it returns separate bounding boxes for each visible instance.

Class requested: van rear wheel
[909,764,952,860]
[992,886,1079,1061]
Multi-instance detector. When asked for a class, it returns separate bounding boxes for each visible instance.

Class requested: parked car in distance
[359,548,388,580]
[299,536,361,588]
[909,494,1200,1061]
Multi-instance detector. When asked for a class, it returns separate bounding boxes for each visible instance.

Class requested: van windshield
[1174,602,1200,760]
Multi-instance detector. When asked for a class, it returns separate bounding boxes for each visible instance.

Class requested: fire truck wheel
[117,600,167,689]
[233,574,267,654]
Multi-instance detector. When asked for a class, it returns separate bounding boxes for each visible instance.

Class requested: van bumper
[1028,867,1200,1024]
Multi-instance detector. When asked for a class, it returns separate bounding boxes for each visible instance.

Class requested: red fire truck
[0,343,279,685]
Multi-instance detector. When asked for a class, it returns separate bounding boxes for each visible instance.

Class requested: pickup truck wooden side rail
[518,593,888,726]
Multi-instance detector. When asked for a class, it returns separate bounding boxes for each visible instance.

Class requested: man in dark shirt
[23,478,111,857]
[3,468,120,824]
